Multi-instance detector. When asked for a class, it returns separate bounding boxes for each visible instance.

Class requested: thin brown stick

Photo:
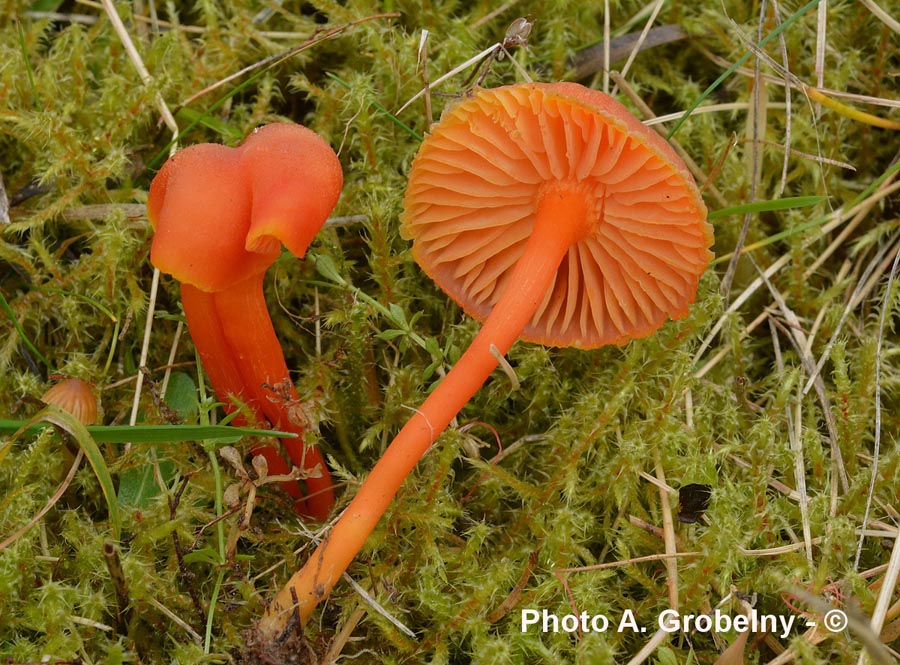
[558,551,702,573]
[103,541,132,634]
[486,549,540,623]
[321,605,366,663]
[98,0,177,133]
[0,450,83,552]
[178,13,400,109]
[610,0,666,96]
[654,450,679,610]
[471,0,521,30]
[720,1,767,295]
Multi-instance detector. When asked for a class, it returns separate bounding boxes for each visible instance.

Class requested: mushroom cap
[401,82,713,349]
[42,378,98,425]
[148,123,343,292]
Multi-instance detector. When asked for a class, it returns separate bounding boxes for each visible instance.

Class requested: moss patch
[2,1,899,663]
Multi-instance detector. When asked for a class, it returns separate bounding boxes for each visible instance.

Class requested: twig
[738,539,823,556]
[103,541,132,634]
[720,1,767,295]
[570,25,688,81]
[767,283,813,566]
[770,0,793,196]
[340,573,417,639]
[694,43,900,109]
[694,309,770,380]
[802,242,895,395]
[610,0,665,96]
[396,44,499,115]
[471,0,522,30]
[321,605,367,663]
[486,549,540,622]
[558,551,702,573]
[645,101,787,127]
[754,258,849,494]
[178,13,400,109]
[859,0,900,34]
[654,450,679,610]
[734,138,854,171]
[98,0,178,133]
[625,627,671,665]
[0,168,9,224]
[97,0,178,449]
[804,159,900,278]
[146,595,203,643]
[693,254,791,364]
[416,30,433,129]
[814,0,827,113]
[867,534,900,644]
[602,0,610,92]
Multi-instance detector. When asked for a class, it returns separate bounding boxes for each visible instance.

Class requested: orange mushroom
[42,377,98,426]
[148,123,342,520]
[258,82,712,634]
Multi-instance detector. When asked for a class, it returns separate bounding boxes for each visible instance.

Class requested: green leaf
[312,253,347,285]
[422,360,442,382]
[654,647,680,665]
[424,337,441,358]
[29,0,64,11]
[183,547,224,566]
[377,329,408,341]
[164,372,198,421]
[117,459,175,507]
[388,303,406,326]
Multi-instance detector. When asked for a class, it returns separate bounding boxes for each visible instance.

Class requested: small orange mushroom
[259,82,712,633]
[41,378,98,426]
[148,123,342,520]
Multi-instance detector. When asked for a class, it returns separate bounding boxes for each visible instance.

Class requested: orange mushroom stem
[259,83,712,635]
[148,123,342,519]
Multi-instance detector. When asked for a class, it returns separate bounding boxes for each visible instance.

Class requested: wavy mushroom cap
[148,123,343,292]
[401,83,713,349]
[239,124,344,258]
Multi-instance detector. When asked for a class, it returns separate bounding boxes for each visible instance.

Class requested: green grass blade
[35,405,121,540]
[146,69,265,171]
[0,288,52,369]
[204,569,227,654]
[16,18,41,110]
[711,159,900,265]
[707,196,826,219]
[32,286,118,322]
[326,72,423,141]
[0,420,298,443]
[666,0,822,139]
[175,107,244,143]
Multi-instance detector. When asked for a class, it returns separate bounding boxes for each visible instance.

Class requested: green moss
[2,0,900,662]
